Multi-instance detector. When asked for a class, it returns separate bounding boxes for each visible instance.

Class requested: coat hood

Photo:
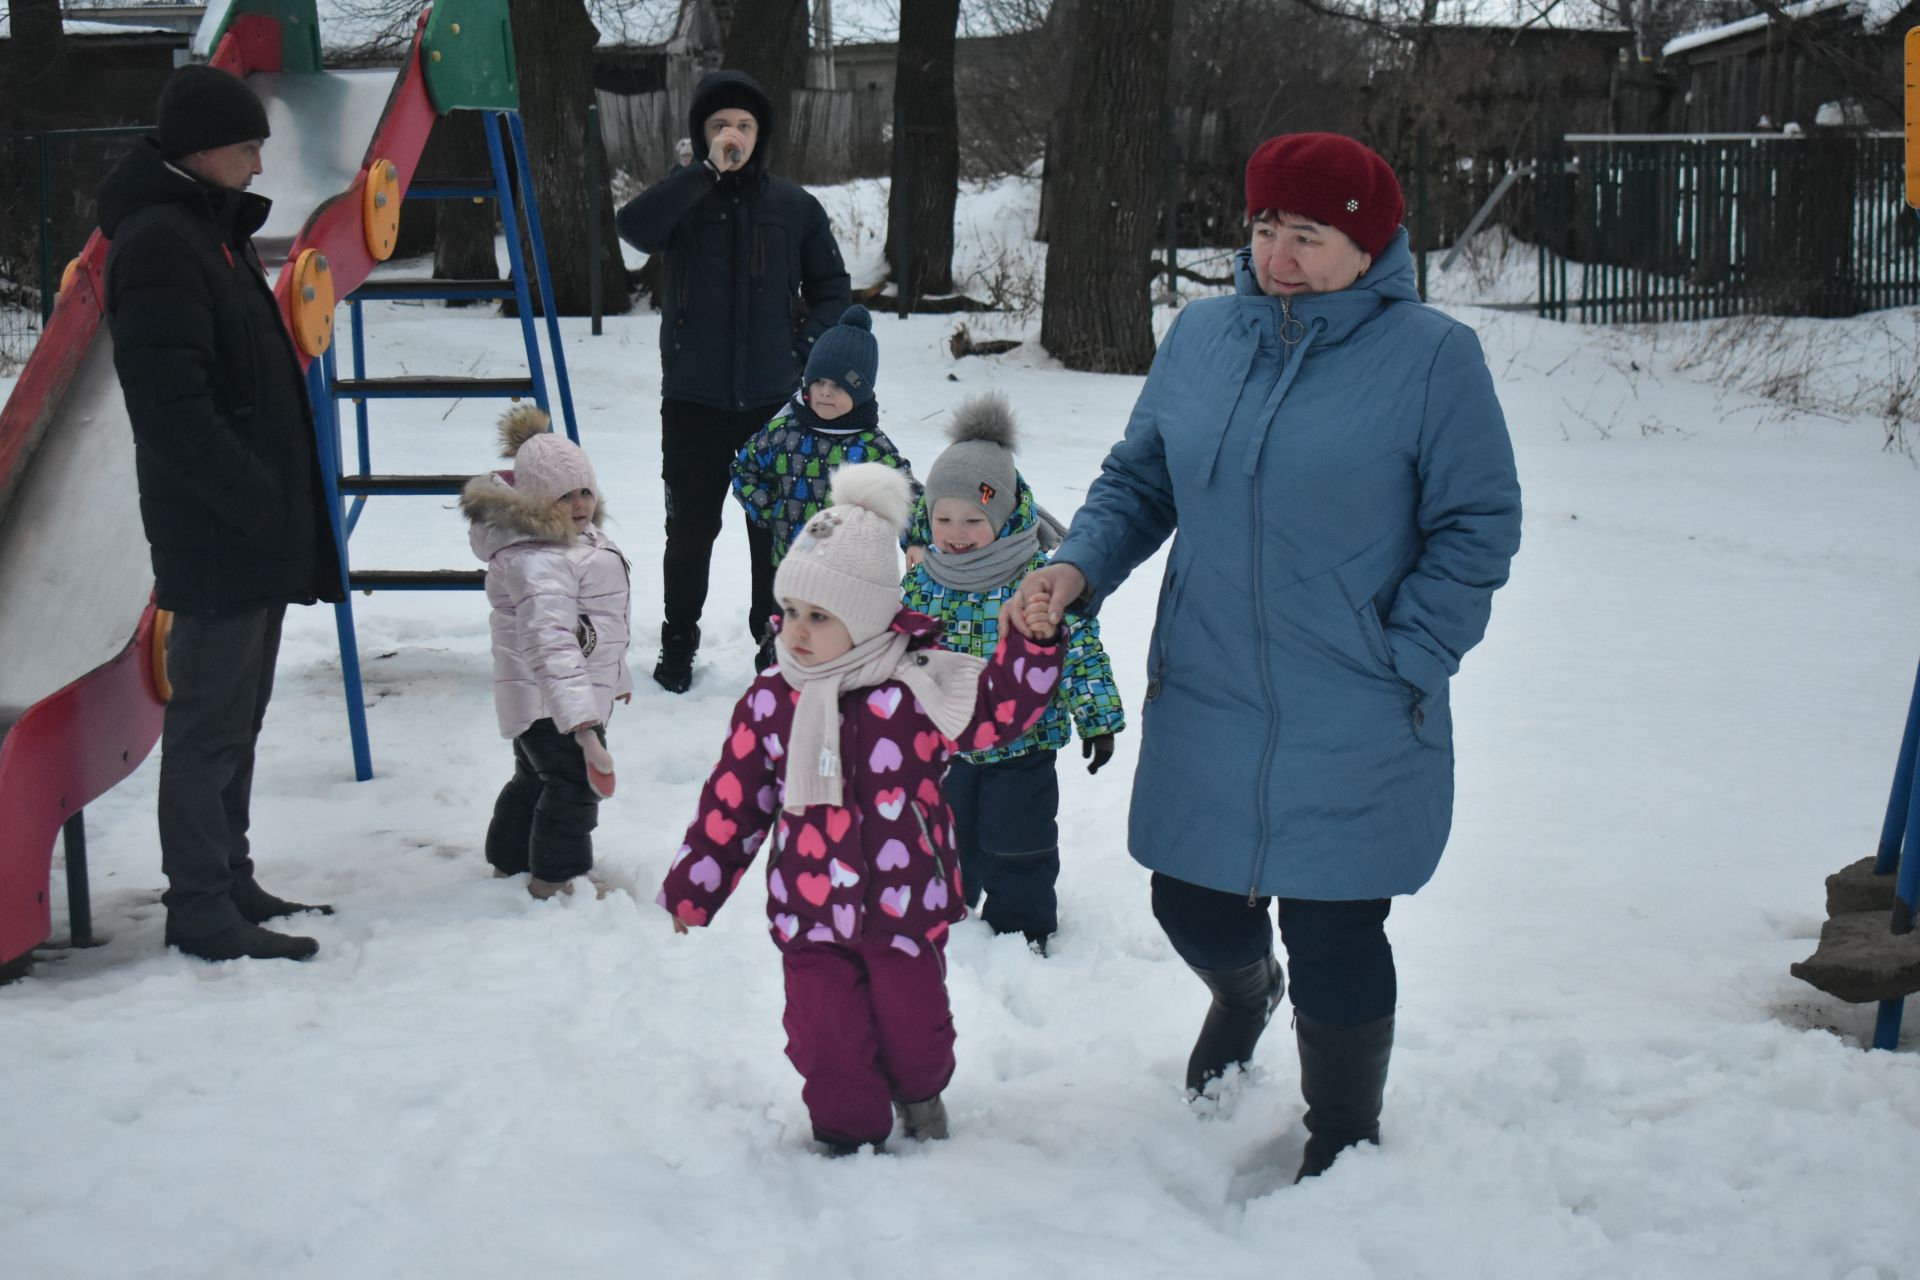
[97,137,270,243]
[1230,225,1421,341]
[688,70,775,176]
[462,471,606,560]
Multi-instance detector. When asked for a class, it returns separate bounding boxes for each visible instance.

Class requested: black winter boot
[166,919,318,962]
[653,623,700,693]
[753,632,777,673]
[1185,952,1285,1095]
[230,879,333,924]
[1294,1011,1394,1181]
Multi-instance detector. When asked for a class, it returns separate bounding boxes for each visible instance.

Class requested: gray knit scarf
[921,505,1068,593]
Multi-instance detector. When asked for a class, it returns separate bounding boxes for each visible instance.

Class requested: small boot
[753,632,777,673]
[653,623,700,694]
[893,1094,950,1141]
[1294,1011,1394,1181]
[166,919,318,963]
[1185,952,1285,1095]
[527,877,575,900]
[231,879,333,924]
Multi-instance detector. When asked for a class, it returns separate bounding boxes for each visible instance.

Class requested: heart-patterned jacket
[658,612,1062,953]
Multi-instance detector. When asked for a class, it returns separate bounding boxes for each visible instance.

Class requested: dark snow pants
[659,398,781,643]
[485,719,601,882]
[158,604,286,936]
[945,749,1061,938]
[781,935,956,1146]
[1151,872,1397,1026]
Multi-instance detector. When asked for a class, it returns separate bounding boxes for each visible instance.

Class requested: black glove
[1082,734,1115,775]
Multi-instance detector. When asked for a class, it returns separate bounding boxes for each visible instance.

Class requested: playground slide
[0,5,442,970]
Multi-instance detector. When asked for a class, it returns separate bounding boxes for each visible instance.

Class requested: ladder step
[351,278,517,301]
[333,376,536,399]
[339,474,473,495]
[348,569,487,591]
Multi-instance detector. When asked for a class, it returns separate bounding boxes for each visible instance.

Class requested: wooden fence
[1537,132,1920,322]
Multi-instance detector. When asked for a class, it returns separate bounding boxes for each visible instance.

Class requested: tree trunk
[1040,0,1175,373]
[885,0,960,300]
[720,0,809,168]
[506,0,629,316]
[428,112,500,301]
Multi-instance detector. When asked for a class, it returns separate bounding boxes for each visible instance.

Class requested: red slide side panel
[0,605,166,967]
[210,15,285,75]
[274,33,436,367]
[0,257,105,516]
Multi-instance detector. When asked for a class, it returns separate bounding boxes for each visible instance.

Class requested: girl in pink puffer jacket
[462,406,632,898]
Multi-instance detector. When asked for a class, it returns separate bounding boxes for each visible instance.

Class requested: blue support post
[347,298,371,535]
[506,111,580,443]
[1876,656,1920,872]
[308,359,373,781]
[484,112,552,418]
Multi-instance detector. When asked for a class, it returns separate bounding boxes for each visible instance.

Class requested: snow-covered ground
[6,176,1920,1279]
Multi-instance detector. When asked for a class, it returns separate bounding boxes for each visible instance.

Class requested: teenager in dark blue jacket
[616,71,851,693]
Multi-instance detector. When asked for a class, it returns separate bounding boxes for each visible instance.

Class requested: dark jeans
[660,397,781,643]
[157,604,285,935]
[946,750,1060,937]
[485,719,601,882]
[1151,872,1396,1026]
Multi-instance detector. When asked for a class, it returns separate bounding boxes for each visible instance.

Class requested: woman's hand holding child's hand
[905,545,927,569]
[1022,592,1058,642]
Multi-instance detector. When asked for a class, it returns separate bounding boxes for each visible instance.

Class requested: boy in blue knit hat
[731,303,916,671]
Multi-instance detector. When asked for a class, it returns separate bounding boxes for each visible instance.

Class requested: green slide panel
[203,0,323,73]
[422,0,519,112]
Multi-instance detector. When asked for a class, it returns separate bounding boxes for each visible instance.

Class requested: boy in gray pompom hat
[901,394,1127,954]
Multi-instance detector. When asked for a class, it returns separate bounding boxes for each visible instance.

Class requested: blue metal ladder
[306,110,578,780]
[1867,659,1920,1048]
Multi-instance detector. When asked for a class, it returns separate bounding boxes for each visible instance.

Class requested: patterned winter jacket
[902,479,1124,766]
[658,613,1063,951]
[731,394,917,565]
[462,473,633,739]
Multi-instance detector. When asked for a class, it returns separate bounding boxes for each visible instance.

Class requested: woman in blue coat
[1013,134,1522,1179]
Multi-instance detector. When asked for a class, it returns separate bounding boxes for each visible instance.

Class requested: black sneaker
[653,623,699,694]
[166,920,319,962]
[231,879,334,924]
[753,632,777,673]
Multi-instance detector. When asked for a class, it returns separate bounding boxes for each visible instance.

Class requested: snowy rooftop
[1664,0,1911,57]
[0,16,181,38]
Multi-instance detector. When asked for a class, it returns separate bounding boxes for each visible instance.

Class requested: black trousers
[660,397,781,642]
[157,603,286,935]
[485,719,601,882]
[946,750,1061,937]
[1150,872,1396,1026]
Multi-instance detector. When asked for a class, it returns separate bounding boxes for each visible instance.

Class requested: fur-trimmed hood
[463,470,607,561]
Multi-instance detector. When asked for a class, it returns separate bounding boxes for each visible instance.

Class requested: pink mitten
[575,727,616,799]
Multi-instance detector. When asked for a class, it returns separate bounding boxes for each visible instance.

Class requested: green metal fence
[1538,132,1920,323]
[1,125,149,370]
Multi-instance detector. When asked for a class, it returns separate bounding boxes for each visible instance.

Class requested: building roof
[1663,0,1912,57]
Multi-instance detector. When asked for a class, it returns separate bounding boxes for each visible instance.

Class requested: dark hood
[688,70,775,176]
[96,136,270,243]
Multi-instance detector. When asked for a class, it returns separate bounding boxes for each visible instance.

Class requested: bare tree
[507,0,630,315]
[721,0,811,164]
[887,0,961,300]
[1040,0,1176,373]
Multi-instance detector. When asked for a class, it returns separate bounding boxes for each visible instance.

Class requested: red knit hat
[1244,133,1405,257]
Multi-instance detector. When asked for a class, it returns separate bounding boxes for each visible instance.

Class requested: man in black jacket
[616,71,852,691]
[98,65,342,962]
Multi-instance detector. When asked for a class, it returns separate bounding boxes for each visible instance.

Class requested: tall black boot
[1294,1011,1394,1181]
[1185,952,1285,1095]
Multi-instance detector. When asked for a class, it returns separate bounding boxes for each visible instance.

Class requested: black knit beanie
[156,65,271,160]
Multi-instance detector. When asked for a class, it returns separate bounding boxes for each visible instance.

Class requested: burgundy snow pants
[781,936,955,1146]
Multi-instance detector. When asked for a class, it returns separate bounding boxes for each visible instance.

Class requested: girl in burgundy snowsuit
[658,464,1063,1153]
